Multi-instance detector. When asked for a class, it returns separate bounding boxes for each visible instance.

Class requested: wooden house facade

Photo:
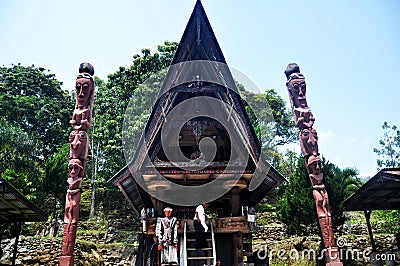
[109,1,284,265]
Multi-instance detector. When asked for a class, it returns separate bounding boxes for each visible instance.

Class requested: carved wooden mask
[288,75,308,108]
[68,159,83,179]
[307,155,322,175]
[75,77,94,108]
[300,127,319,157]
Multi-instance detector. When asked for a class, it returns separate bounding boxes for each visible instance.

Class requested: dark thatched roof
[344,168,400,211]
[0,178,47,222]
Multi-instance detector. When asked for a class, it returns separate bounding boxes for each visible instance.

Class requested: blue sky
[1,0,399,178]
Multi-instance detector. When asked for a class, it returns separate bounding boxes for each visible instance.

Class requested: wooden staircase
[181,221,217,266]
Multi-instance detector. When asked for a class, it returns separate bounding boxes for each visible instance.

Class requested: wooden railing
[144,216,249,235]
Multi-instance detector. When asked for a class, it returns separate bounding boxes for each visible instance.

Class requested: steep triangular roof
[172,0,226,64]
[160,0,236,96]
[109,0,284,214]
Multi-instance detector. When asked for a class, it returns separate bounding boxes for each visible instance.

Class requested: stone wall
[251,222,400,265]
[0,236,137,266]
[252,224,288,244]
[1,218,398,265]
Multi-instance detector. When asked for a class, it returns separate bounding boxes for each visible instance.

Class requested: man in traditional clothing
[156,207,178,265]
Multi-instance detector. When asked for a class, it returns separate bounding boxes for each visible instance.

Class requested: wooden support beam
[154,197,165,217]
[12,221,21,266]
[233,231,243,266]
[364,210,377,251]
[231,186,241,217]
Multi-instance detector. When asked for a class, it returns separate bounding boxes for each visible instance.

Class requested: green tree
[0,64,73,206]
[0,64,73,159]
[322,162,361,229]
[0,118,39,199]
[83,42,179,217]
[367,120,400,247]
[271,149,298,178]
[238,85,297,208]
[43,143,69,211]
[257,149,299,209]
[277,156,315,235]
[277,156,361,235]
[373,121,400,168]
[94,41,178,182]
[239,87,297,150]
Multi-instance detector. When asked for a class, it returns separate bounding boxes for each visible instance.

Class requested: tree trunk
[89,141,99,218]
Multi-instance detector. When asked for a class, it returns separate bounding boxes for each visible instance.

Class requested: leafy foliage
[277,156,361,235]
[43,143,70,209]
[0,64,72,205]
[373,121,400,168]
[0,119,36,173]
[323,162,361,229]
[0,64,73,159]
[94,41,178,181]
[277,156,315,235]
[271,149,298,178]
[0,116,40,199]
[239,86,297,152]
[370,210,399,234]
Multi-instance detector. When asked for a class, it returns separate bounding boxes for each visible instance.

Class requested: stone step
[187,238,212,241]
[187,247,212,251]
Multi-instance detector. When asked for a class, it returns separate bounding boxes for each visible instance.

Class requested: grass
[77,229,107,235]
[96,242,137,249]
[348,210,399,234]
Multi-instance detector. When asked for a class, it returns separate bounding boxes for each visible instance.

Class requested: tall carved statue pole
[60,63,95,266]
[285,63,342,266]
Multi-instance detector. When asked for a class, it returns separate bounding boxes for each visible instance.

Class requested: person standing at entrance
[194,203,209,254]
[156,207,178,265]
[247,206,256,231]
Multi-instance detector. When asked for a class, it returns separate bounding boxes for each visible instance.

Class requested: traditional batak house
[109,1,284,265]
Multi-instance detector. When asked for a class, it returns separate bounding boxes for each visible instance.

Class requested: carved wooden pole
[60,63,95,266]
[284,63,342,266]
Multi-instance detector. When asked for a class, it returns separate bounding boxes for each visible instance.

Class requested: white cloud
[277,142,300,154]
[332,156,344,168]
[360,170,377,180]
[361,138,369,147]
[317,130,334,144]
[346,138,356,144]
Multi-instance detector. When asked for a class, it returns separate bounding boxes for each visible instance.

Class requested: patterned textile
[156,217,178,264]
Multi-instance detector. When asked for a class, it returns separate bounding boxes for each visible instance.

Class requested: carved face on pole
[69,130,88,159]
[288,74,308,108]
[307,155,322,176]
[75,76,94,108]
[68,159,83,179]
[300,127,319,157]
